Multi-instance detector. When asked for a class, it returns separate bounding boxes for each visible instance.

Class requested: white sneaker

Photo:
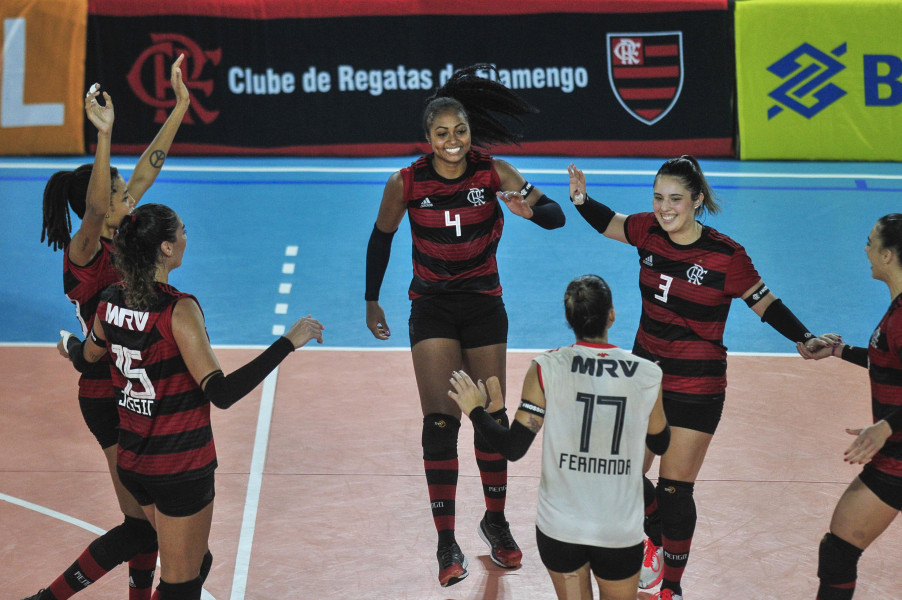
[638,537,664,589]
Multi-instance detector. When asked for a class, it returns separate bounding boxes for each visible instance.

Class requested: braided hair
[422,63,538,148]
[41,164,120,251]
[564,275,613,340]
[112,203,179,311]
[655,155,721,216]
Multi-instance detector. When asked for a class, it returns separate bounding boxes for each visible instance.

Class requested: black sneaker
[21,591,49,600]
[436,542,468,587]
[478,516,522,568]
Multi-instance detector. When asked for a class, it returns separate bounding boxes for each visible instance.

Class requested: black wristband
[203,336,294,409]
[527,195,565,230]
[365,224,395,302]
[646,424,671,456]
[760,299,813,343]
[574,195,616,235]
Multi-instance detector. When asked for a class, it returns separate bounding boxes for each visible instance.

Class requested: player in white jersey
[449,274,669,600]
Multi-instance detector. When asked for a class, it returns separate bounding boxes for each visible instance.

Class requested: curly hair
[41,164,120,251]
[112,203,179,310]
[422,63,538,148]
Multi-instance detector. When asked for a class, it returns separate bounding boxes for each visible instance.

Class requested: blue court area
[2,156,901,352]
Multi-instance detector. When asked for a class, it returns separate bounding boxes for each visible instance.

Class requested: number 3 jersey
[401,149,504,299]
[97,282,216,483]
[533,342,662,548]
[624,212,761,400]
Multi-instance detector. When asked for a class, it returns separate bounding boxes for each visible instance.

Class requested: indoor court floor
[3,155,902,599]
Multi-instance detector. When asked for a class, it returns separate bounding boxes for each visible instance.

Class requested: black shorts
[859,464,902,511]
[118,468,215,517]
[79,397,120,449]
[535,526,643,580]
[408,293,507,349]
[662,394,725,435]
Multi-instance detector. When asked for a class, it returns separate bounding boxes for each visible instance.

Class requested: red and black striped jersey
[63,239,119,400]
[97,282,216,482]
[624,212,761,399]
[867,295,902,477]
[401,150,504,299]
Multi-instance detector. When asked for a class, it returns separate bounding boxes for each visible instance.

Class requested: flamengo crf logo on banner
[607,32,684,126]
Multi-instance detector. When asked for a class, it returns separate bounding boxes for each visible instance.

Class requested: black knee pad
[156,576,203,600]
[474,408,508,452]
[199,550,213,582]
[657,478,696,536]
[643,475,656,507]
[818,532,863,584]
[422,413,461,460]
[88,515,158,569]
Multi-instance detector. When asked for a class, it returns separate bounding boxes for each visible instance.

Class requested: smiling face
[426,108,471,177]
[653,175,702,243]
[866,221,889,281]
[105,174,136,231]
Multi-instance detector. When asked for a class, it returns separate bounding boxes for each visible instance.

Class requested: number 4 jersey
[533,342,662,548]
[401,149,504,299]
[97,282,216,483]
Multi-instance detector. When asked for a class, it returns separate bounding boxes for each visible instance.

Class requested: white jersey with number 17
[533,342,662,548]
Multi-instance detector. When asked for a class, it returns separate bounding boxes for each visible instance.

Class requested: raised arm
[493,159,564,229]
[127,54,190,203]
[173,297,323,409]
[568,163,629,243]
[69,85,114,265]
[365,171,406,340]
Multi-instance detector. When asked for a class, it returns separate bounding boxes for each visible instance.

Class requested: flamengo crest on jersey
[401,150,504,299]
[626,212,761,398]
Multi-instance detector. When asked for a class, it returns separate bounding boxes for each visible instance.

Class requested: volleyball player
[60,203,324,600]
[364,64,565,586]
[569,157,830,600]
[798,214,902,599]
[448,274,669,600]
[26,56,189,600]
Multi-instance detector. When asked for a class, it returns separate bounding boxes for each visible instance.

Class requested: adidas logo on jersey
[642,255,654,267]
[419,198,433,208]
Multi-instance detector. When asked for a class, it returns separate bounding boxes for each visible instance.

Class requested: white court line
[1,161,901,180]
[229,367,279,600]
[0,492,219,599]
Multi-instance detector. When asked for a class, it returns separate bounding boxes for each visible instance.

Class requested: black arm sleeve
[527,195,565,230]
[646,424,671,456]
[839,345,869,368]
[884,407,902,433]
[203,336,294,409]
[760,299,813,343]
[468,406,537,461]
[66,337,92,374]
[574,195,616,235]
[365,224,395,301]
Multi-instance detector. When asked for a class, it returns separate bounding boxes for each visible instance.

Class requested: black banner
[85,4,735,156]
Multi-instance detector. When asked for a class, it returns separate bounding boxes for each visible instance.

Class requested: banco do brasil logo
[767,42,847,119]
